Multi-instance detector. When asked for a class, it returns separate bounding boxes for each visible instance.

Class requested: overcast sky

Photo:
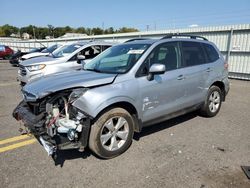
[1,0,249,30]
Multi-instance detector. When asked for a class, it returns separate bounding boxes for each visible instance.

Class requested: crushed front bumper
[12,101,91,156]
[12,101,56,155]
[12,101,45,134]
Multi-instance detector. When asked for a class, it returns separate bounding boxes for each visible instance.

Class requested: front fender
[72,80,141,119]
[94,96,138,117]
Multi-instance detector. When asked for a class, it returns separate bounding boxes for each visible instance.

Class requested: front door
[136,42,189,123]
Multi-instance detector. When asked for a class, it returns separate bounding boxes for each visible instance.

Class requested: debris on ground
[216,147,225,152]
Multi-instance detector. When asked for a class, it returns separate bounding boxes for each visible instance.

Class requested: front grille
[19,65,27,76]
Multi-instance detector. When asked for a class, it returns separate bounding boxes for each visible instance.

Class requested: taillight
[224,61,228,70]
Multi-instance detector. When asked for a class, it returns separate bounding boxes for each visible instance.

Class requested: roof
[124,34,212,45]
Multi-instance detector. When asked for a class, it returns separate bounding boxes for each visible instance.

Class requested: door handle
[177,75,185,80]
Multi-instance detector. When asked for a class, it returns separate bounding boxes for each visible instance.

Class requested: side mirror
[147,64,166,81]
[77,55,86,64]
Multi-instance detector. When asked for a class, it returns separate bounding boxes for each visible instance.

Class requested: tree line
[0,24,139,39]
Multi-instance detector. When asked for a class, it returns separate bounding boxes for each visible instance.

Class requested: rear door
[179,41,208,107]
[201,42,221,88]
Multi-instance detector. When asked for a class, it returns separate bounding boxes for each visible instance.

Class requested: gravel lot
[0,61,249,188]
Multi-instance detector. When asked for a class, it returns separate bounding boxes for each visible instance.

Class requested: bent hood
[22,52,48,60]
[20,56,58,66]
[22,70,117,100]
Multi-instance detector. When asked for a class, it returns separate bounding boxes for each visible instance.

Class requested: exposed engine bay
[13,88,91,157]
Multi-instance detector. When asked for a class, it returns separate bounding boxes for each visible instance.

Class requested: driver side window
[68,45,102,62]
[81,45,101,59]
[136,42,179,77]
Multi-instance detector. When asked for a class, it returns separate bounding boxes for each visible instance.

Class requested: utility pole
[146,25,149,32]
[102,22,105,34]
[33,26,36,39]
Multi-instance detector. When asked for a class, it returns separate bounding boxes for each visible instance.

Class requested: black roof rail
[124,38,149,43]
[162,33,208,41]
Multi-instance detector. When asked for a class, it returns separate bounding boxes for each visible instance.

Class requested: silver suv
[13,34,229,159]
[18,41,114,85]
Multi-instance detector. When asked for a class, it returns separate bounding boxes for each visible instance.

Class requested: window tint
[102,45,111,51]
[202,43,219,62]
[137,42,179,77]
[80,45,101,59]
[69,45,102,62]
[147,42,179,70]
[181,42,206,67]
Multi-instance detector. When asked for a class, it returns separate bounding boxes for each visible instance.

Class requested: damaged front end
[13,88,91,157]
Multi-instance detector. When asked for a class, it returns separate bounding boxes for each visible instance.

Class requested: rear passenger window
[181,42,206,67]
[202,43,219,62]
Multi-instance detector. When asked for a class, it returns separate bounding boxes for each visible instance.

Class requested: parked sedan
[9,47,46,66]
[20,44,61,61]
[0,45,14,59]
[18,41,115,85]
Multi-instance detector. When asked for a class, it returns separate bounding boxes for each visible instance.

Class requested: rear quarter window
[202,43,219,62]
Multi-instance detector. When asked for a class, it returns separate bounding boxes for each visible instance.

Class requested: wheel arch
[211,81,226,101]
[94,101,141,133]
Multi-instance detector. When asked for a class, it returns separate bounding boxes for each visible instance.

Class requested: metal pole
[226,28,234,63]
[33,27,36,40]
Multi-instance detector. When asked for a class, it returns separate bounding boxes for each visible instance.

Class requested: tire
[89,108,134,159]
[200,85,222,117]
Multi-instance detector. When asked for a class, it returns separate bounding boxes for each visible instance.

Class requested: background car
[0,45,14,59]
[20,44,61,61]
[18,41,115,85]
[9,47,46,66]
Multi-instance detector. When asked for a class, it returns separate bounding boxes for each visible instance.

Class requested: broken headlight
[68,88,88,103]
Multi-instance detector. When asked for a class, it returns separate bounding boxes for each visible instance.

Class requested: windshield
[52,44,83,58]
[41,45,59,53]
[84,43,150,74]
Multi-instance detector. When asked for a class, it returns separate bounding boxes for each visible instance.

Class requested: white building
[59,33,87,38]
[22,33,30,39]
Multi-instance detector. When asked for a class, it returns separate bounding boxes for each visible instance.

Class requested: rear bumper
[223,77,230,97]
